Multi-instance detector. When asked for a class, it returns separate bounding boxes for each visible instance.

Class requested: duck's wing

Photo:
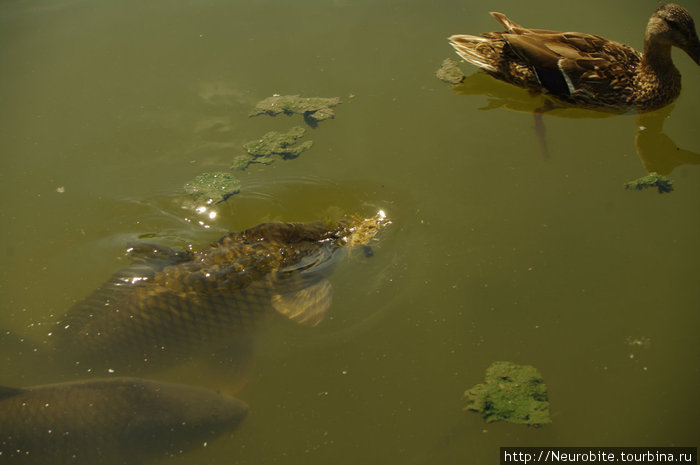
[501,31,639,98]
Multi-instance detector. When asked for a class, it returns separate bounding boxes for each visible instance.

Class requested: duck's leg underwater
[533,109,549,159]
[533,96,564,159]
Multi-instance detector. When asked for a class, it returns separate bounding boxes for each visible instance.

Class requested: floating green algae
[243,126,311,158]
[249,95,342,126]
[231,153,274,170]
[184,171,241,204]
[436,58,465,85]
[625,173,674,194]
[233,127,313,170]
[464,361,551,426]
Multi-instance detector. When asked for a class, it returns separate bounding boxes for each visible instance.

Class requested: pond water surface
[1,0,699,464]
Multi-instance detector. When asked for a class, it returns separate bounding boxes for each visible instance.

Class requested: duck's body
[449,4,700,112]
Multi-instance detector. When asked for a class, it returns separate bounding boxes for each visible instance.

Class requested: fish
[0,377,248,465]
[51,212,389,375]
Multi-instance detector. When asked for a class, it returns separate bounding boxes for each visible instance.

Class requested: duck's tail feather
[448,35,499,73]
[489,12,524,33]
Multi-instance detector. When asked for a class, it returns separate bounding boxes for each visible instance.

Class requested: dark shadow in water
[634,106,700,175]
[450,72,700,175]
[451,71,616,118]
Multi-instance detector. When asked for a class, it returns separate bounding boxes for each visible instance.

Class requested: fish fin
[0,385,24,399]
[272,279,333,327]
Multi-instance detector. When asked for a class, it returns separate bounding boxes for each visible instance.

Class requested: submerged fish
[0,377,248,465]
[52,213,389,374]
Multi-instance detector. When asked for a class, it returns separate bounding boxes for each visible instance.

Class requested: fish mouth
[339,210,391,247]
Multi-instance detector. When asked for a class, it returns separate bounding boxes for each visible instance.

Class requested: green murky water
[1,0,699,463]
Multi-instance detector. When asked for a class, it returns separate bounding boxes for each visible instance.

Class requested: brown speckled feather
[449,4,700,111]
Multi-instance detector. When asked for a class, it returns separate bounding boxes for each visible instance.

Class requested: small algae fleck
[184,172,241,204]
[249,95,342,126]
[625,173,674,194]
[436,58,465,85]
[464,361,551,426]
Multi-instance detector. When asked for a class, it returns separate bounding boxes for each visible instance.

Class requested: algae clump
[184,172,241,204]
[436,58,466,85]
[249,95,342,126]
[231,153,274,170]
[243,126,312,158]
[234,127,313,170]
[464,361,551,426]
[625,173,673,194]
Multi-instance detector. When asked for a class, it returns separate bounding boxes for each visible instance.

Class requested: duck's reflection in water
[635,105,700,176]
[450,71,700,175]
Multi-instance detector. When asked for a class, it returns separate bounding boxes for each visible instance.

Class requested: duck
[448,4,700,112]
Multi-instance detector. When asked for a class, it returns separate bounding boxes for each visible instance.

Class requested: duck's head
[647,4,700,65]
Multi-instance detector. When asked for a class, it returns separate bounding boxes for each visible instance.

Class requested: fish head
[334,209,391,248]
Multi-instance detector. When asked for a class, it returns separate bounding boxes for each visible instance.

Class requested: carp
[51,212,389,374]
[0,377,248,465]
